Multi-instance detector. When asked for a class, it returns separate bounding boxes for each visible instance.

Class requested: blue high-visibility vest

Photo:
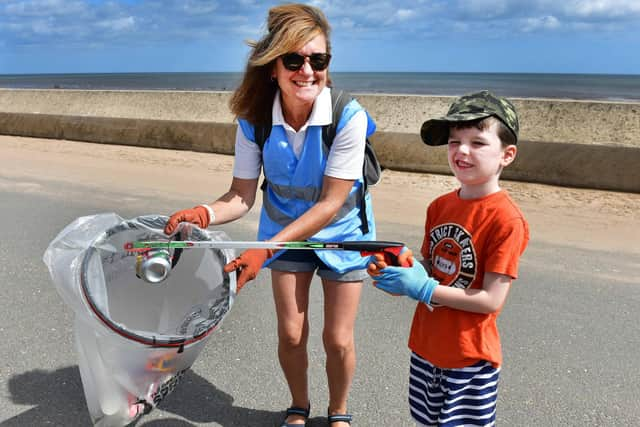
[238,97,376,273]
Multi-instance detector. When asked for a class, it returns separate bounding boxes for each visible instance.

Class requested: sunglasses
[280,52,331,72]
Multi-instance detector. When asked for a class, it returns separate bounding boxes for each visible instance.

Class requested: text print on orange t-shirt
[428,223,477,306]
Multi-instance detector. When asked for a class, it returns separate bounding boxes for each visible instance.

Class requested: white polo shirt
[232,87,367,180]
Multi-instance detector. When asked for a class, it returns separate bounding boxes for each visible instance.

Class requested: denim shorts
[268,249,368,282]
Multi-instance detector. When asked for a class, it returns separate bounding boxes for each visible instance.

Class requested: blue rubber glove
[374,260,438,305]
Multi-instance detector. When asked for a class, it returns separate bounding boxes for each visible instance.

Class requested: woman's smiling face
[273,34,328,115]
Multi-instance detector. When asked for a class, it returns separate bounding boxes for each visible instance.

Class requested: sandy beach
[3,135,639,256]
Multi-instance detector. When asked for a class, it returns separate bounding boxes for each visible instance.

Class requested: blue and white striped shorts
[409,352,500,427]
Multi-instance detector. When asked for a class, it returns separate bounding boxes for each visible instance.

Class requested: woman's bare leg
[322,279,363,425]
[272,270,314,424]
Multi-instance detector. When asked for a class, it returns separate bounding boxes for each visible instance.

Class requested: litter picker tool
[125,240,411,284]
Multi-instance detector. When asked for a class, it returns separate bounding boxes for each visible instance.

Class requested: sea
[1,72,639,101]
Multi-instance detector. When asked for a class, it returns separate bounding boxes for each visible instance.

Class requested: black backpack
[254,89,382,233]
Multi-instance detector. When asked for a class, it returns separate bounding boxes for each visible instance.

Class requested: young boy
[369,90,529,426]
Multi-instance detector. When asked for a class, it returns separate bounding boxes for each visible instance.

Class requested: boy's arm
[431,271,511,314]
[432,212,527,313]
[369,250,512,314]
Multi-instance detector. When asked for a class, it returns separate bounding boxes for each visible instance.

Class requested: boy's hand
[367,254,399,296]
[368,247,415,297]
[372,255,438,305]
[367,253,387,277]
[367,247,414,276]
[367,246,413,297]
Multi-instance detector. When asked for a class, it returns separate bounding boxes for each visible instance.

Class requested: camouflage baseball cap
[420,90,519,146]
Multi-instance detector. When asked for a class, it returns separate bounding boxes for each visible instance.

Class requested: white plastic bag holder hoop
[44,213,237,426]
[79,215,234,348]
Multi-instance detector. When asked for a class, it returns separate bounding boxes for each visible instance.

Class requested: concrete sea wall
[1,88,638,193]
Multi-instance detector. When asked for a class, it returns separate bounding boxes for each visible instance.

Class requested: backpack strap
[254,120,271,151]
[322,89,372,235]
[253,120,271,191]
[322,89,352,149]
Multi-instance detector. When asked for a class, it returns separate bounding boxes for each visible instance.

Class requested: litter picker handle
[345,241,411,267]
[124,240,411,267]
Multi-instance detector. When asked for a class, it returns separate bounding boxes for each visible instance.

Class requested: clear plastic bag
[43,214,236,426]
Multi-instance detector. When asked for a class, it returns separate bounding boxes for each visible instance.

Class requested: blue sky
[1,0,639,74]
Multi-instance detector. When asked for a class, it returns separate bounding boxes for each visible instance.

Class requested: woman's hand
[164,206,211,235]
[223,248,275,290]
[164,177,259,235]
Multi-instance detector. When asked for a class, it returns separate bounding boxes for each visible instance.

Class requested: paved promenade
[1,136,639,426]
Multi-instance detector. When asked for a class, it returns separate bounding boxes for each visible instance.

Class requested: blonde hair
[229,3,332,125]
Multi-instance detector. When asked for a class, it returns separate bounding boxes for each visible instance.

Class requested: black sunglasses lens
[281,53,331,71]
[309,53,330,70]
[282,53,305,71]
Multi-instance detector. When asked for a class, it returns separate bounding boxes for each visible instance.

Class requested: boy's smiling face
[447,120,517,199]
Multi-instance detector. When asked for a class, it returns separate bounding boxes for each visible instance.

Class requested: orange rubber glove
[223,248,275,291]
[367,248,414,296]
[164,205,211,235]
[367,248,414,275]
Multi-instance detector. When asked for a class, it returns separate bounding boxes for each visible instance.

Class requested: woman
[164,4,375,426]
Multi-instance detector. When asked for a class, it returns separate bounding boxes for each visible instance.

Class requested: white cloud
[4,0,86,16]
[338,17,356,30]
[396,9,416,21]
[96,16,136,32]
[180,0,219,16]
[1,0,639,48]
[458,0,511,17]
[31,20,55,36]
[567,0,640,19]
[522,15,560,32]
[452,21,470,32]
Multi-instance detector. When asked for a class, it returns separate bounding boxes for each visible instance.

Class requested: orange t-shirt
[408,189,529,368]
